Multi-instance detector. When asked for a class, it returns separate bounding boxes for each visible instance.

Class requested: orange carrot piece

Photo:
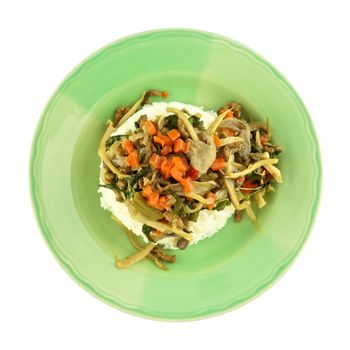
[172,156,187,173]
[184,140,191,153]
[224,110,234,119]
[167,129,181,141]
[142,185,153,198]
[153,135,164,146]
[145,120,157,135]
[126,150,140,168]
[260,134,269,144]
[222,128,234,137]
[122,139,135,155]
[161,145,173,156]
[236,176,245,186]
[162,91,168,98]
[160,158,173,179]
[153,230,165,239]
[171,167,183,182]
[171,156,188,182]
[157,196,171,210]
[163,135,172,146]
[180,177,193,193]
[149,153,160,169]
[210,157,225,171]
[147,192,160,207]
[205,192,217,210]
[173,139,185,153]
[158,156,167,167]
[213,134,222,147]
[241,180,259,195]
[153,132,172,147]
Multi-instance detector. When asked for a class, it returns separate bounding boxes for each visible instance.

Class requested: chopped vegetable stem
[226,159,279,179]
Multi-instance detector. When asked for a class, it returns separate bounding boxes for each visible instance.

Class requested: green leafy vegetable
[164,114,178,129]
[246,171,262,181]
[98,179,124,192]
[129,167,151,189]
[188,115,204,129]
[142,224,152,235]
[121,167,151,199]
[102,171,147,199]
[214,199,231,211]
[106,135,126,147]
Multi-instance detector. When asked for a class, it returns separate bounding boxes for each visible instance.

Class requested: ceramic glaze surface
[30,29,321,320]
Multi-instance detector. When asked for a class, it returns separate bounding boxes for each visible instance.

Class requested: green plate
[30,29,321,320]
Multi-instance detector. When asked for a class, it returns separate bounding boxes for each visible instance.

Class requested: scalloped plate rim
[29,28,322,321]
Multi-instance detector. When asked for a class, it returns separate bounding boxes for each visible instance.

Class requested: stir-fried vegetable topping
[99,90,283,270]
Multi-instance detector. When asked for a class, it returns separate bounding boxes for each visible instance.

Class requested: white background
[1,1,349,349]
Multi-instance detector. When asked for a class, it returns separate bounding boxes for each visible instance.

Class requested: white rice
[98,101,234,250]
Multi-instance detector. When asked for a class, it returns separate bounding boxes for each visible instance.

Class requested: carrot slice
[167,129,181,141]
[210,157,225,171]
[205,192,217,210]
[162,91,168,99]
[157,196,171,210]
[163,134,172,146]
[213,134,222,147]
[159,156,167,167]
[241,180,259,195]
[145,121,157,135]
[171,167,183,182]
[173,139,185,153]
[122,139,135,154]
[126,150,140,168]
[142,185,153,198]
[222,128,234,137]
[161,145,172,156]
[153,131,172,147]
[224,110,234,119]
[260,134,269,144]
[147,192,160,207]
[184,140,191,153]
[153,135,164,146]
[160,158,173,179]
[172,156,187,173]
[153,230,166,239]
[149,153,160,169]
[180,177,193,193]
[236,176,245,186]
